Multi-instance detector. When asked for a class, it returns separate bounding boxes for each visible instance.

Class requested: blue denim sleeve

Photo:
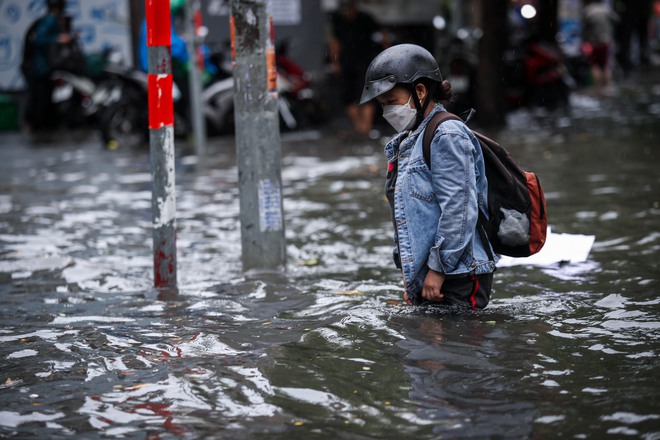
[425,124,480,275]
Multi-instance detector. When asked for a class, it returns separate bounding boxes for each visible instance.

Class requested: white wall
[0,0,132,91]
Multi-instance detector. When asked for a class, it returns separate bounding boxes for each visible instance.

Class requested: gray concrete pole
[230,0,287,271]
[184,0,207,157]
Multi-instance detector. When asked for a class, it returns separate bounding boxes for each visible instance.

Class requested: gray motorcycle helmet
[359,44,443,105]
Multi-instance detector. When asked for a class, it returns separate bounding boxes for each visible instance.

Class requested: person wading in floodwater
[359,44,497,309]
[329,0,387,139]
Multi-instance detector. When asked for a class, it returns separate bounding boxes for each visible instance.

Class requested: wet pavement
[0,67,659,439]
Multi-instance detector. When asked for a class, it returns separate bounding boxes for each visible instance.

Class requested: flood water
[1,75,659,439]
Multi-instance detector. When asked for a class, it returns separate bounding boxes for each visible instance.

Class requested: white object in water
[496,227,595,267]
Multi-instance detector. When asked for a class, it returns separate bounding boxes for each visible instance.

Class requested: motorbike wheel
[99,99,148,150]
[55,92,89,129]
[205,89,235,135]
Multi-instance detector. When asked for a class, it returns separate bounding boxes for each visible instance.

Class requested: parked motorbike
[503,38,573,110]
[50,70,97,129]
[440,28,480,115]
[203,42,326,135]
[98,42,325,149]
[275,42,327,130]
[48,49,117,130]
[98,63,188,150]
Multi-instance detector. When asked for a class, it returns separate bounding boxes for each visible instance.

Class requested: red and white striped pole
[146,0,177,290]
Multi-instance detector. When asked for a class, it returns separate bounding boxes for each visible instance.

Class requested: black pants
[24,75,56,131]
[413,272,493,310]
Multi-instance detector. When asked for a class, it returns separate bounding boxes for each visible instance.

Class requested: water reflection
[391,311,537,437]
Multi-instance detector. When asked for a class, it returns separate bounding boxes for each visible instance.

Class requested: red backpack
[423,111,547,258]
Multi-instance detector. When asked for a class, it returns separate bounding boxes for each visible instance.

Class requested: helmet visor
[359,74,398,105]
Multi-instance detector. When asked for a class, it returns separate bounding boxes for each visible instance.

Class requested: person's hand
[422,269,445,302]
[58,33,71,44]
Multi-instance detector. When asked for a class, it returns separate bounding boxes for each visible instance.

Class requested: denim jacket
[384,104,497,301]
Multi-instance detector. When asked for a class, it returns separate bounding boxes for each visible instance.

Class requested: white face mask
[382,95,417,132]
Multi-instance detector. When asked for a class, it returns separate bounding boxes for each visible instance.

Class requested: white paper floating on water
[497,228,596,267]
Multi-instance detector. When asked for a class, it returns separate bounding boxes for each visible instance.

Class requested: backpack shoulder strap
[422,111,462,169]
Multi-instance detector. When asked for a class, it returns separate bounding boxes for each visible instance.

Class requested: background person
[21,0,71,132]
[329,0,387,139]
[582,0,619,89]
[359,44,496,309]
[613,0,653,74]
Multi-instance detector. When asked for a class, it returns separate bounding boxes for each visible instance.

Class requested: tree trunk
[476,0,508,128]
